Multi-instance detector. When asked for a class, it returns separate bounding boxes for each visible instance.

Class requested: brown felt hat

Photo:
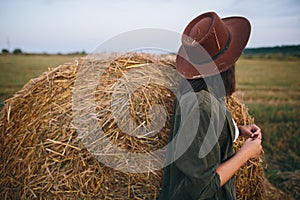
[176,12,251,79]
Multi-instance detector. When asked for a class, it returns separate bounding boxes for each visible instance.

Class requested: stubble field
[235,58,300,197]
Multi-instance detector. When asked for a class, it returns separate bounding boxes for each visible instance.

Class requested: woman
[159,12,262,200]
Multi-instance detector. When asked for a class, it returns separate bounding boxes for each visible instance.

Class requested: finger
[251,124,261,132]
[257,133,262,140]
[256,138,262,144]
[251,129,260,134]
[255,130,262,139]
[253,137,262,144]
[239,127,252,138]
[251,130,261,137]
[250,132,261,139]
[250,124,257,130]
[252,124,259,129]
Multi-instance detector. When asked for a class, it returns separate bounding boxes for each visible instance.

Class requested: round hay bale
[0,52,272,199]
[0,53,178,199]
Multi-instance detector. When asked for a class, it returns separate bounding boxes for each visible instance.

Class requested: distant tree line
[2,45,300,57]
[243,45,300,58]
[2,48,23,54]
[1,48,86,55]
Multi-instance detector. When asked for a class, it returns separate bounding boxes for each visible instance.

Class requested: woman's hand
[239,137,263,159]
[238,124,262,140]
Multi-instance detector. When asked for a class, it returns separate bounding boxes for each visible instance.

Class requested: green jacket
[159,90,236,200]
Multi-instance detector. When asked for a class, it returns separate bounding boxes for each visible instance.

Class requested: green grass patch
[0,54,76,102]
[236,59,300,89]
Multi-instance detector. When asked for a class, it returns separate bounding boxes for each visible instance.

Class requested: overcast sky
[0,0,299,53]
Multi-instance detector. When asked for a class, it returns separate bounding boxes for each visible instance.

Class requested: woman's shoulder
[179,90,217,113]
[180,90,216,104]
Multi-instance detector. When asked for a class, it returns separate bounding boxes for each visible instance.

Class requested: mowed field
[0,54,299,196]
[235,58,300,195]
[0,54,76,104]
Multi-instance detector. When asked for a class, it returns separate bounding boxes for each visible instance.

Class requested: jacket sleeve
[174,97,222,200]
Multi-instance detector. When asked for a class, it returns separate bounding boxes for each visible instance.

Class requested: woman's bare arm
[216,137,262,186]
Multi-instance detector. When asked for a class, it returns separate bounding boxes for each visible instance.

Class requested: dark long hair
[179,65,235,98]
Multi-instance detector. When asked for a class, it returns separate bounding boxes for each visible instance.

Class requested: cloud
[0,0,299,52]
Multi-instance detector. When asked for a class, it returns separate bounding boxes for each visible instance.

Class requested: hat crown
[188,17,211,43]
[182,12,230,64]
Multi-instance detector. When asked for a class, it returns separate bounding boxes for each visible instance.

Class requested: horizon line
[1,44,300,55]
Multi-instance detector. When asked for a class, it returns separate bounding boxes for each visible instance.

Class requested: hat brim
[176,17,251,79]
